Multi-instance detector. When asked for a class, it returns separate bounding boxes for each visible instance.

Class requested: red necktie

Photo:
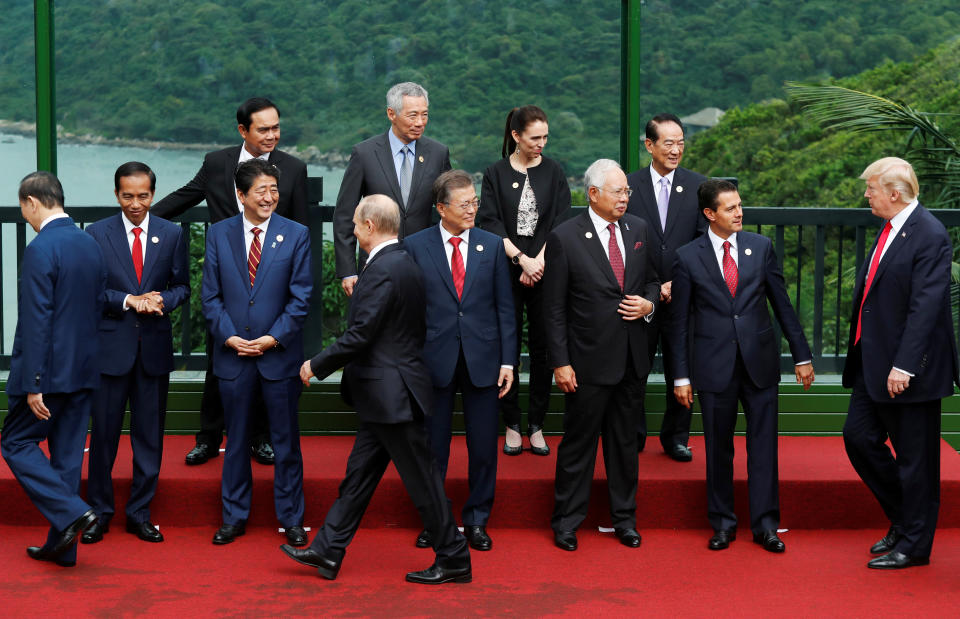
[132,227,143,284]
[722,241,737,297]
[248,227,262,287]
[855,221,892,344]
[607,223,624,290]
[450,237,465,300]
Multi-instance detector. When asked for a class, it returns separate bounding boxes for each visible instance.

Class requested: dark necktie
[450,237,465,300]
[855,221,892,344]
[132,227,143,284]
[400,146,412,208]
[248,227,262,287]
[722,241,737,297]
[607,223,624,290]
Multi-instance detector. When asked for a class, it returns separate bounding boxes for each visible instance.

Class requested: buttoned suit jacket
[333,132,451,277]
[85,214,190,377]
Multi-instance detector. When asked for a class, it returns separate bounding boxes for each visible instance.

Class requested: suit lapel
[251,218,284,297]
[578,212,621,290]
[621,219,642,290]
[223,146,242,210]
[636,170,664,239]
[106,215,141,291]
[696,235,732,302]
[869,209,918,292]
[374,133,404,206]
[460,233,485,301]
[407,140,429,209]
[735,234,757,308]
[663,168,689,239]
[226,217,250,292]
[425,227,460,302]
[139,220,163,286]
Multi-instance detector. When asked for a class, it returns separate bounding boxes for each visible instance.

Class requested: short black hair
[237,97,279,129]
[645,113,684,142]
[697,178,739,211]
[235,158,281,194]
[18,171,64,208]
[114,161,156,192]
[433,169,474,205]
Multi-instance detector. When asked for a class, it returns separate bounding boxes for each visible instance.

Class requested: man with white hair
[842,157,959,569]
[333,82,452,297]
[543,159,660,551]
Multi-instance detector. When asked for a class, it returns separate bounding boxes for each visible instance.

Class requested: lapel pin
[585,231,593,239]
[512,181,519,189]
[744,248,752,256]
[418,155,424,163]
[151,236,159,244]
[476,244,484,252]
[276,234,284,242]
[902,232,906,237]
[622,221,630,231]
[634,241,642,250]
[676,185,684,193]
[271,242,276,248]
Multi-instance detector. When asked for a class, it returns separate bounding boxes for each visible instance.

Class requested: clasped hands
[518,254,545,287]
[126,291,164,315]
[618,295,653,321]
[226,335,278,357]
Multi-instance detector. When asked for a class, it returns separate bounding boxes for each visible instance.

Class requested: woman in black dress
[478,105,571,456]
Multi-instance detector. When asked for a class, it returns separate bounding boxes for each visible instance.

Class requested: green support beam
[620,0,641,173]
[34,0,57,174]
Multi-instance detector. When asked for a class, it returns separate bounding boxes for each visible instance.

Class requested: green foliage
[171,223,209,355]
[321,240,348,347]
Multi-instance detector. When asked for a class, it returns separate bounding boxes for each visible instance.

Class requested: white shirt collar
[888,199,919,234]
[243,214,270,238]
[388,129,416,158]
[649,164,676,189]
[707,227,737,254]
[121,211,149,235]
[239,144,270,163]
[367,238,399,263]
[438,223,470,246]
[587,205,619,233]
[39,212,70,231]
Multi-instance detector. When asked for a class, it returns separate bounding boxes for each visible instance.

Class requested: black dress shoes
[212,523,246,545]
[870,526,902,555]
[126,520,163,542]
[250,439,275,465]
[285,525,308,547]
[867,550,930,570]
[415,529,432,548]
[27,546,75,567]
[405,561,472,584]
[709,529,736,550]
[614,528,642,548]
[280,544,342,580]
[185,442,218,465]
[554,530,577,551]
[81,520,109,544]
[465,525,492,551]
[52,509,98,556]
[752,530,785,553]
[666,443,693,462]
[503,424,522,456]
[528,425,550,456]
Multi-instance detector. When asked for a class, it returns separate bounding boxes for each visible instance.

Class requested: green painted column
[34,0,56,174]
[620,0,641,173]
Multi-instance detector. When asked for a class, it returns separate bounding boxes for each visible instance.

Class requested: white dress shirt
[120,212,150,310]
[235,145,270,211]
[388,129,417,186]
[38,212,69,231]
[366,238,399,263]
[243,214,270,257]
[649,165,676,200]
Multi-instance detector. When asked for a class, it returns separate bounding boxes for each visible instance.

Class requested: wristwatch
[511,251,524,265]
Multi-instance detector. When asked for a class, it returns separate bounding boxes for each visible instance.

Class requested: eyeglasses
[442,198,479,211]
[598,186,633,198]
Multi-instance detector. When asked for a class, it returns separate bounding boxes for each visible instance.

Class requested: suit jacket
[669,230,812,393]
[201,214,312,381]
[626,165,707,281]
[543,211,660,385]
[477,155,571,256]
[7,217,106,396]
[333,132,451,277]
[152,146,309,225]
[842,204,959,402]
[85,214,190,377]
[403,226,517,388]
[309,243,434,424]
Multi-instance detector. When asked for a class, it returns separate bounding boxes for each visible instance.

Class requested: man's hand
[618,295,654,321]
[225,335,264,357]
[887,368,911,399]
[27,392,50,421]
[341,276,358,297]
[249,335,278,354]
[795,364,815,390]
[674,385,694,409]
[554,365,577,393]
[659,281,673,303]
[497,367,514,398]
[300,360,315,386]
[126,291,164,315]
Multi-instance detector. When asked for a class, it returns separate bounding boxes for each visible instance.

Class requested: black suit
[307,243,469,568]
[625,165,707,448]
[333,132,451,277]
[152,145,309,451]
[543,211,659,533]
[842,204,959,559]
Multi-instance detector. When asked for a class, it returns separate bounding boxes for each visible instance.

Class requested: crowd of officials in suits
[2,82,956,582]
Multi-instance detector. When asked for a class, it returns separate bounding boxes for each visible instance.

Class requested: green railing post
[620,0,642,173]
[34,0,57,174]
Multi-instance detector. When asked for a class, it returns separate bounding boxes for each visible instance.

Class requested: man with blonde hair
[842,157,959,569]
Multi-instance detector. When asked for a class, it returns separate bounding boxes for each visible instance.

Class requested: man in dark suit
[333,81,451,297]
[626,113,707,461]
[404,170,517,552]
[153,97,309,467]
[81,162,190,545]
[544,159,660,551]
[670,179,814,553]
[282,194,471,584]
[841,157,959,569]
[1,171,106,567]
[201,159,311,547]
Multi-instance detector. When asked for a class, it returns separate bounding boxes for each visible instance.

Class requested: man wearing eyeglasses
[403,170,517,553]
[544,159,660,551]
[626,114,708,462]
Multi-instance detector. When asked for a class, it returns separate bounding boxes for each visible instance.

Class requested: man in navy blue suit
[842,157,959,569]
[670,179,814,553]
[403,170,517,551]
[81,162,190,545]
[1,171,106,567]
[202,158,311,547]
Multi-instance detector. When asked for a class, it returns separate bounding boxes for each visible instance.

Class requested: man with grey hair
[333,82,452,297]
[842,157,958,569]
[543,159,660,551]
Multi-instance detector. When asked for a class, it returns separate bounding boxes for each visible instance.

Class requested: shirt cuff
[644,298,655,323]
[893,366,915,377]
[795,360,811,366]
[674,378,691,387]
[342,275,357,281]
[500,365,514,370]
[122,294,132,311]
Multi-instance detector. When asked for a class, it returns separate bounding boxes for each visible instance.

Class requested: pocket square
[634,241,643,250]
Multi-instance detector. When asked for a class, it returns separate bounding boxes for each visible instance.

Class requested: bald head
[353,194,401,253]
